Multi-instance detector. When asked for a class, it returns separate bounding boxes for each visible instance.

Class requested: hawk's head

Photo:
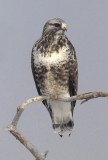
[42,18,67,36]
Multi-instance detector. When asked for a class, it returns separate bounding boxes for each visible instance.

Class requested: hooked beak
[61,23,67,31]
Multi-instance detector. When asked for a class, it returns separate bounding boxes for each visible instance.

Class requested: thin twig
[12,96,45,127]
[6,125,48,160]
[57,91,108,103]
[6,96,48,160]
[6,91,108,159]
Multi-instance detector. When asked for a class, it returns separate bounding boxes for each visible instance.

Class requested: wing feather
[67,40,78,114]
[31,44,52,118]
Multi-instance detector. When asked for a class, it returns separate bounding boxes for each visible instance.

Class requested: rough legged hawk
[31,18,78,137]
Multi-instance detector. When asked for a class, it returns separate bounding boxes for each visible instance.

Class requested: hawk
[31,18,78,137]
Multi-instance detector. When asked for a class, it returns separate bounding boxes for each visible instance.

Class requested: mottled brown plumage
[31,18,78,136]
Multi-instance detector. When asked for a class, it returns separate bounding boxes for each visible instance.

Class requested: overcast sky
[0,0,108,160]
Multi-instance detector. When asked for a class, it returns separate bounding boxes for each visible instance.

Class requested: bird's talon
[54,95,58,100]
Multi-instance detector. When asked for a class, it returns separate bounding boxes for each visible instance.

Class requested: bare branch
[6,125,48,160]
[57,91,108,103]
[6,96,48,160]
[6,91,108,159]
[12,96,45,127]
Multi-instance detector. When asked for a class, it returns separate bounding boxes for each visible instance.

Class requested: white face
[42,18,67,35]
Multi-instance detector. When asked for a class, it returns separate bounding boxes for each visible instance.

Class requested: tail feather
[47,98,74,136]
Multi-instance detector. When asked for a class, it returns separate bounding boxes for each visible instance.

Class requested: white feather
[47,93,73,135]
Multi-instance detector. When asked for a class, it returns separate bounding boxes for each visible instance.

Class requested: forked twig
[6,96,48,160]
[6,91,108,159]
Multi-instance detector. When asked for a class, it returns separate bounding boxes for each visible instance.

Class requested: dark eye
[54,23,61,27]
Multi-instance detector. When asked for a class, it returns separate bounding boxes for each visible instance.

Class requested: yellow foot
[54,95,58,100]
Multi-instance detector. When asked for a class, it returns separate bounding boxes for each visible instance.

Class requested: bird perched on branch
[31,18,78,137]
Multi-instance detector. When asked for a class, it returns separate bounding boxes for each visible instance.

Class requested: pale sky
[0,0,108,160]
